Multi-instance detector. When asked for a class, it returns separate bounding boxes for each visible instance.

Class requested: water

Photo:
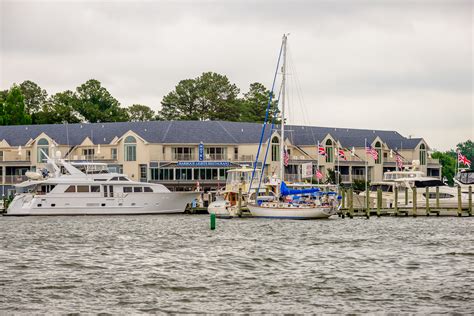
[0,215,473,314]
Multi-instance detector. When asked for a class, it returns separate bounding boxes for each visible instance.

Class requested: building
[0,121,441,197]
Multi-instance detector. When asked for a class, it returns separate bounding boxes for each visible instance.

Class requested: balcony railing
[172,154,195,161]
[205,154,226,161]
[3,175,29,184]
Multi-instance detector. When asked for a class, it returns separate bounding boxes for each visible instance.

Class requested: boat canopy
[280,181,320,196]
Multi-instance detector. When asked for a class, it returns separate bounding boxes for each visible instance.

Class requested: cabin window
[37,138,49,163]
[124,136,137,161]
[134,187,143,193]
[325,139,333,163]
[144,187,153,192]
[271,137,280,162]
[419,144,426,165]
[111,177,119,181]
[119,176,128,181]
[65,185,76,193]
[91,186,100,193]
[111,148,117,160]
[375,142,382,164]
[123,187,132,193]
[77,185,89,193]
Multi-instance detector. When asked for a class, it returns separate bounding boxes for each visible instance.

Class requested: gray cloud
[1,0,472,150]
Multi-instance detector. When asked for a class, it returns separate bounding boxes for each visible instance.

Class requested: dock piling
[394,186,399,216]
[405,187,409,206]
[436,186,440,209]
[412,187,417,217]
[457,186,462,217]
[425,186,430,216]
[365,185,370,219]
[469,186,472,216]
[210,213,216,230]
[348,187,354,218]
[376,187,381,217]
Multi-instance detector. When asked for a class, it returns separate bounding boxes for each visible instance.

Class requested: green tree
[19,80,47,115]
[239,82,279,123]
[431,151,457,185]
[457,140,474,166]
[74,79,128,123]
[127,104,156,122]
[159,72,240,121]
[33,91,82,124]
[0,86,32,125]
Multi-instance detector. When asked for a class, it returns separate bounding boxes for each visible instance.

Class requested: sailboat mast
[280,34,288,181]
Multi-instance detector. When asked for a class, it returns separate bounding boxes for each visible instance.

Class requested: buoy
[210,213,216,230]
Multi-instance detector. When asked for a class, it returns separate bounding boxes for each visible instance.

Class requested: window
[123,187,133,193]
[124,136,137,161]
[325,139,333,163]
[37,138,49,163]
[82,149,95,160]
[419,144,426,166]
[205,147,226,160]
[134,187,143,192]
[172,147,194,160]
[375,142,382,164]
[91,186,100,193]
[234,147,238,160]
[65,185,76,193]
[26,150,31,161]
[0,151,3,161]
[111,148,117,160]
[176,168,192,180]
[77,185,89,192]
[144,187,153,192]
[152,168,174,181]
[140,164,147,180]
[271,137,280,161]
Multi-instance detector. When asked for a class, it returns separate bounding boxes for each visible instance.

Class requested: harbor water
[0,215,473,313]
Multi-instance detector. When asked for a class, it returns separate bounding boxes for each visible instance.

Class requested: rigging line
[249,39,285,194]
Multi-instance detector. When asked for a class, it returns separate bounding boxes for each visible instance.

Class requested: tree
[0,86,32,125]
[239,82,279,123]
[33,91,83,124]
[19,80,47,115]
[159,72,240,121]
[431,151,457,185]
[457,140,474,165]
[74,79,128,123]
[127,104,156,122]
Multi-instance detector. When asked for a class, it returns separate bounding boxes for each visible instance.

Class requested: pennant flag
[458,151,471,167]
[366,145,379,160]
[351,147,356,156]
[338,148,347,161]
[318,145,326,156]
[316,169,324,180]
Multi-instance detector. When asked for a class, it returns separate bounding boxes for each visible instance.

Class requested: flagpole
[317,140,320,184]
[336,144,340,187]
[365,138,368,193]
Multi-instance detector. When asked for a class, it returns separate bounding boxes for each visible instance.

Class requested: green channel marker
[210,213,216,230]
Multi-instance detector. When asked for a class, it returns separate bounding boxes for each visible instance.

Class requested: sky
[0,0,472,151]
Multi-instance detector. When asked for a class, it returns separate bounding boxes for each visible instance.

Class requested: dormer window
[37,138,49,163]
[124,136,137,161]
[419,144,426,165]
[325,139,333,163]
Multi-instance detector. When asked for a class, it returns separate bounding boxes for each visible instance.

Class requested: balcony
[172,153,195,161]
[205,154,226,161]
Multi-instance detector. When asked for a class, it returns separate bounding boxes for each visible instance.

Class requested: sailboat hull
[247,203,336,219]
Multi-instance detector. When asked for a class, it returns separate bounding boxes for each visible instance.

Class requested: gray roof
[0,120,425,149]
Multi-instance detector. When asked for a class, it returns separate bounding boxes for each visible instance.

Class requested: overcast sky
[1,0,472,150]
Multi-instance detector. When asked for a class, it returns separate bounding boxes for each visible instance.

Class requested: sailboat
[247,34,340,219]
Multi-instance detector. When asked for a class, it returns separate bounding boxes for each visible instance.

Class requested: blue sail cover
[280,181,320,196]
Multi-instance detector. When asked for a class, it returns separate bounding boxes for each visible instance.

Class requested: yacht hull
[5,192,198,216]
[247,204,336,219]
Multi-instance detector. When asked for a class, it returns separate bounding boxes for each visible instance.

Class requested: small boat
[247,34,340,219]
[5,152,198,216]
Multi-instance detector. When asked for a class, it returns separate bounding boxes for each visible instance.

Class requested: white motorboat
[454,169,474,194]
[5,153,198,216]
[247,34,340,219]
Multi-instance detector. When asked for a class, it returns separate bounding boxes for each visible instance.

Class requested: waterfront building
[0,121,441,197]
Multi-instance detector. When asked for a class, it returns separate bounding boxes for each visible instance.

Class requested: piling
[210,213,216,230]
[405,187,409,206]
[469,186,472,217]
[376,187,382,217]
[348,187,354,218]
[237,187,243,217]
[457,186,462,217]
[394,186,399,216]
[425,186,430,216]
[436,186,440,209]
[412,187,417,217]
[342,189,346,209]
[365,185,370,219]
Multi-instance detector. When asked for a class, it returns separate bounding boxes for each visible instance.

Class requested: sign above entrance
[177,161,231,167]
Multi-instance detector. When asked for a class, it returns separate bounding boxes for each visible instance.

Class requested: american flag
[316,169,324,180]
[338,149,347,161]
[366,145,379,160]
[283,146,289,167]
[395,154,404,170]
[318,145,326,156]
[458,151,471,167]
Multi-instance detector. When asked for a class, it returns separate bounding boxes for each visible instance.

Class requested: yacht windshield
[370,184,393,192]
[414,180,445,188]
[458,171,474,184]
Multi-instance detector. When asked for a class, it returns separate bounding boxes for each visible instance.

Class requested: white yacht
[5,154,198,216]
[454,169,474,194]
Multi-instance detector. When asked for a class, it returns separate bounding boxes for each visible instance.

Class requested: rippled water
[0,215,473,313]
